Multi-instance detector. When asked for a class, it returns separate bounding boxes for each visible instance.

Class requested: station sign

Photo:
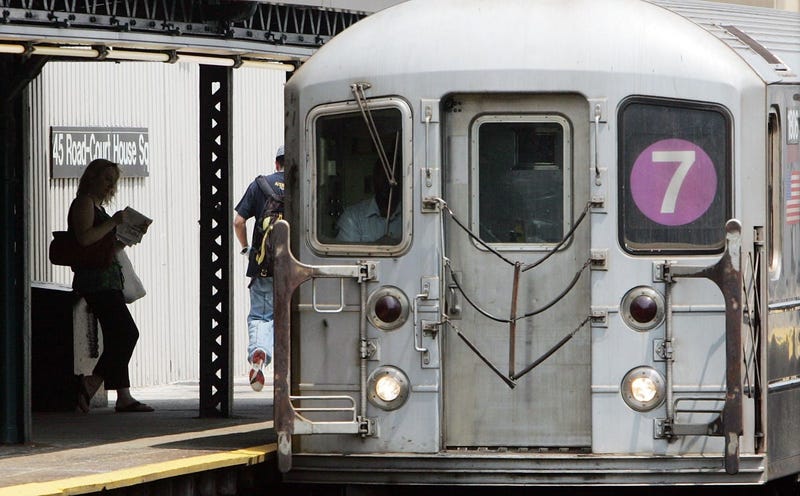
[50,127,149,178]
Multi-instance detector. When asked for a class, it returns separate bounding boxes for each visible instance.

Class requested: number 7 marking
[652,150,696,214]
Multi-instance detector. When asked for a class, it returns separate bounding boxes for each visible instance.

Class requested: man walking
[234,145,285,391]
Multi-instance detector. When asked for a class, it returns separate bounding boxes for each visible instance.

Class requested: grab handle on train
[311,277,346,313]
[446,284,461,319]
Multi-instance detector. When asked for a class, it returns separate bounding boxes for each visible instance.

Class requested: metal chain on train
[432,197,595,387]
[510,314,592,381]
[440,201,517,266]
[443,314,592,388]
[435,197,593,323]
[445,258,592,323]
[522,201,592,272]
[443,317,517,389]
[440,200,592,270]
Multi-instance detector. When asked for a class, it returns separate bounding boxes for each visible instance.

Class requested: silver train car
[271,0,800,489]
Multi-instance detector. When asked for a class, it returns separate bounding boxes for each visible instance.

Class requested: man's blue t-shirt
[235,170,284,277]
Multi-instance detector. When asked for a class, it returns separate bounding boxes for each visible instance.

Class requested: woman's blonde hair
[77,159,120,205]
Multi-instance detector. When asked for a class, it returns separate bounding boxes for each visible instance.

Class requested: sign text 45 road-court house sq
[50,127,149,178]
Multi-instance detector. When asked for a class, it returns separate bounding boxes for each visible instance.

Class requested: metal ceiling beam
[0,1,369,60]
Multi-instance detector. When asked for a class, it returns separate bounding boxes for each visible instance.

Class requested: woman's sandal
[114,401,154,413]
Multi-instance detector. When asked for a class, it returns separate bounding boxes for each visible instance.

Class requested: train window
[472,115,570,247]
[310,99,410,252]
[618,98,731,254]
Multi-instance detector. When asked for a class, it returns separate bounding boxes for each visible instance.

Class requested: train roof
[289,0,800,98]
[652,0,800,83]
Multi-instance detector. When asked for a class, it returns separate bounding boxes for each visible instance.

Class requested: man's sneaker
[249,349,267,392]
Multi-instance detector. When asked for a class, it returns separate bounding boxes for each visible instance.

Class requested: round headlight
[375,375,402,402]
[621,366,666,412]
[367,366,409,411]
[631,376,658,403]
[621,286,665,331]
[367,286,409,330]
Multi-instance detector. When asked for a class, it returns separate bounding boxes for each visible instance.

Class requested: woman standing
[69,158,153,413]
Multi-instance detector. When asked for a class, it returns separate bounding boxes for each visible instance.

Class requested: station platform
[0,377,278,496]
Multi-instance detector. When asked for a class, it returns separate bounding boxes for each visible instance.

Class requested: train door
[442,94,591,447]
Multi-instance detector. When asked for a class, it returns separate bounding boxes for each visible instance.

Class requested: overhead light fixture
[0,43,295,71]
[0,44,25,54]
[106,49,171,63]
[175,53,235,67]
[31,45,101,58]
[240,59,294,71]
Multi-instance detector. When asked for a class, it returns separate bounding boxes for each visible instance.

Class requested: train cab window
[311,99,411,252]
[618,98,731,254]
[472,115,570,247]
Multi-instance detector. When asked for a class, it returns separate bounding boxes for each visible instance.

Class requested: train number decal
[630,138,717,226]
[789,107,799,144]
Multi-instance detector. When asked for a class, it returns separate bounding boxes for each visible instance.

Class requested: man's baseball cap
[276,145,285,158]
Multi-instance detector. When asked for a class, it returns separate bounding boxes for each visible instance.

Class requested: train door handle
[446,284,461,319]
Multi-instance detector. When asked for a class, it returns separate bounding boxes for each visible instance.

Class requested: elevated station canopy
[0,1,401,68]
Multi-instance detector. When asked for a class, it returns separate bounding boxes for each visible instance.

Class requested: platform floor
[0,377,277,495]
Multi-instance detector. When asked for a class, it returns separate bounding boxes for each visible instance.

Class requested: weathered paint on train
[272,0,800,488]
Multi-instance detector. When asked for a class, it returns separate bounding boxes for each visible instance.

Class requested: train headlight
[367,286,409,330]
[621,366,665,412]
[367,366,409,411]
[620,286,665,331]
[375,376,402,402]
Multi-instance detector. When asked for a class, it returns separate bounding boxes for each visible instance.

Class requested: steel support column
[198,65,234,417]
[0,56,41,443]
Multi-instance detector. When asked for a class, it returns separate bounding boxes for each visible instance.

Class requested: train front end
[272,0,800,488]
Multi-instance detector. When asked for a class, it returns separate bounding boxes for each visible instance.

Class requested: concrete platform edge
[0,443,277,496]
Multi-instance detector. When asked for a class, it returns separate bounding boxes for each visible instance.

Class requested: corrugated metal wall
[231,64,286,384]
[28,61,285,386]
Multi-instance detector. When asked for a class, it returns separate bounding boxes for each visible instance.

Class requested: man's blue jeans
[248,276,274,366]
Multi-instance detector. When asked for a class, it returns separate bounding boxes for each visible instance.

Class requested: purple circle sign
[630,138,717,226]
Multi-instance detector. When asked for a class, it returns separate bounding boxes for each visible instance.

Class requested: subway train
[270,0,800,490]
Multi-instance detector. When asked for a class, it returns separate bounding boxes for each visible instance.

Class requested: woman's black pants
[83,290,139,390]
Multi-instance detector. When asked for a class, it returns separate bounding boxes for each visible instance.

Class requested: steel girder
[0,56,45,443]
[198,65,233,417]
[0,1,367,59]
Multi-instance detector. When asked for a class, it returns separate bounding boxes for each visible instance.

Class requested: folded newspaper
[116,207,153,246]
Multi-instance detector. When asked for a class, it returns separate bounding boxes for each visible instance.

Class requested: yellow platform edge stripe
[0,443,278,496]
